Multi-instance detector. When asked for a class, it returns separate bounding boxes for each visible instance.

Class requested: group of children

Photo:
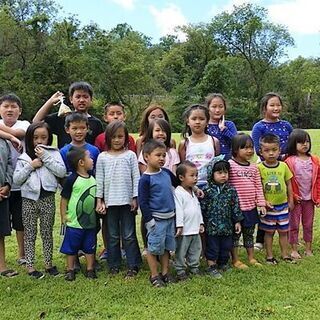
[0,83,319,287]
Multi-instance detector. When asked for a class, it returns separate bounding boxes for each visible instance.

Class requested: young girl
[13,122,66,279]
[206,93,237,160]
[251,92,293,249]
[95,121,141,278]
[285,129,320,258]
[136,104,176,156]
[138,118,180,174]
[228,134,266,269]
[178,104,220,188]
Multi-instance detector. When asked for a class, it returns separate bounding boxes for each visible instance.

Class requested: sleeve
[41,150,66,178]
[94,133,105,152]
[200,190,208,222]
[221,121,237,140]
[138,151,146,165]
[61,174,77,200]
[313,156,320,203]
[170,148,180,165]
[253,165,266,207]
[284,163,293,181]
[59,146,69,170]
[163,168,179,187]
[44,113,59,134]
[13,158,34,186]
[138,175,153,223]
[251,121,263,155]
[128,135,137,154]
[130,152,140,198]
[174,189,185,228]
[91,146,100,171]
[231,188,243,223]
[95,154,105,198]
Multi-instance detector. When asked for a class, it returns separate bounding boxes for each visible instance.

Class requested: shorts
[259,203,289,233]
[147,217,176,255]
[0,199,11,237]
[9,191,23,231]
[60,226,97,255]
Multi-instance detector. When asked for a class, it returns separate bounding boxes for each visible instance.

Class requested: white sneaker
[254,243,264,250]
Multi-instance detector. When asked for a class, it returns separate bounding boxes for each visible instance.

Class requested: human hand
[234,222,241,234]
[0,185,10,200]
[295,195,302,204]
[265,201,274,210]
[288,200,294,212]
[218,115,226,131]
[175,227,183,237]
[10,136,22,152]
[34,146,45,158]
[50,91,65,105]
[60,213,69,224]
[31,158,42,169]
[96,199,107,215]
[131,198,138,211]
[194,187,204,199]
[258,206,267,217]
[199,224,205,233]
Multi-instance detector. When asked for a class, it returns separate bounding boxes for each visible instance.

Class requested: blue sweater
[207,121,237,159]
[138,168,178,225]
[251,120,293,158]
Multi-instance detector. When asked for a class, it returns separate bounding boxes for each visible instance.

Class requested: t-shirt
[94,132,136,153]
[293,156,312,200]
[257,162,293,205]
[0,119,30,191]
[61,173,96,229]
[44,112,103,149]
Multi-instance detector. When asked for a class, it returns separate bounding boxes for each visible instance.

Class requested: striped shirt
[228,159,266,211]
[96,150,139,206]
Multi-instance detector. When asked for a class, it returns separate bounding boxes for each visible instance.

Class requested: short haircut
[213,160,230,173]
[260,92,283,114]
[287,129,311,156]
[205,93,227,109]
[69,81,93,98]
[104,101,125,112]
[145,118,171,148]
[176,160,197,180]
[259,133,280,147]
[142,139,166,156]
[25,122,53,160]
[66,146,87,172]
[231,133,254,157]
[64,112,89,128]
[105,121,129,149]
[0,93,22,108]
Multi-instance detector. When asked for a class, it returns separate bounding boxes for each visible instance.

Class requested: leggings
[22,195,55,269]
[233,225,256,248]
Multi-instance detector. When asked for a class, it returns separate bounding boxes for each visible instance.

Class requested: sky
[55,0,320,61]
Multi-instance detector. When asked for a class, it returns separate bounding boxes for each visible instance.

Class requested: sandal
[282,256,297,264]
[249,259,262,267]
[149,275,166,288]
[124,267,138,279]
[0,269,19,278]
[266,257,278,265]
[233,260,249,270]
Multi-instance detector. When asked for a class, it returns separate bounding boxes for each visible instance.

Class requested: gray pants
[175,234,202,274]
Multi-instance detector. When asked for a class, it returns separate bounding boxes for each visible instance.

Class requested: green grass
[2,130,320,319]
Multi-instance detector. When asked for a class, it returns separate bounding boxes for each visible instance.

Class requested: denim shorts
[147,217,176,255]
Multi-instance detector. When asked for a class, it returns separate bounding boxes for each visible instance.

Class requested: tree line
[1,0,320,132]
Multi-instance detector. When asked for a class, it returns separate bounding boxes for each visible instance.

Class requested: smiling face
[69,90,92,112]
[264,96,282,121]
[152,123,167,143]
[208,97,225,123]
[66,120,88,144]
[110,127,126,151]
[0,100,21,126]
[236,140,254,162]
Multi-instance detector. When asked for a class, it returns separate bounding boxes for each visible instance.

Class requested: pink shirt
[294,156,312,200]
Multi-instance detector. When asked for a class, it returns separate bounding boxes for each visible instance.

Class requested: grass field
[1,130,320,320]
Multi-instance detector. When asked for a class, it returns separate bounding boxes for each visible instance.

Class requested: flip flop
[0,269,19,277]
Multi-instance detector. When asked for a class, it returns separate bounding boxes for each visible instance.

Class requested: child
[136,104,175,156]
[257,133,295,264]
[60,112,100,174]
[60,147,97,281]
[200,156,243,278]
[175,161,204,281]
[138,140,178,287]
[251,92,293,249]
[13,122,66,279]
[33,81,103,148]
[285,129,320,258]
[0,137,18,278]
[95,121,141,277]
[206,93,237,160]
[228,134,266,269]
[178,104,220,188]
[0,93,30,265]
[94,101,136,153]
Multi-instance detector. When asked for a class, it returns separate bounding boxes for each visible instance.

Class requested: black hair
[260,92,283,115]
[176,160,197,183]
[66,146,87,172]
[105,121,129,150]
[205,93,227,110]
[145,118,171,148]
[104,101,125,112]
[142,139,166,156]
[64,112,89,128]
[0,93,22,108]
[69,81,93,98]
[213,160,230,173]
[259,133,280,147]
[181,104,210,138]
[287,129,311,156]
[25,122,53,160]
[231,133,254,158]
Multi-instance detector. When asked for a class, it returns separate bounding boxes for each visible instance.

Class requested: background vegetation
[1,0,320,132]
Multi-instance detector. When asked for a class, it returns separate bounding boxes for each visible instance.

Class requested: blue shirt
[60,143,100,175]
[207,121,237,159]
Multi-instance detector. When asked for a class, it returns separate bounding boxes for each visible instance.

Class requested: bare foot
[305,251,313,257]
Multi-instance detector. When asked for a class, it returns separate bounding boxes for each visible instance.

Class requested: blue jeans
[105,205,141,269]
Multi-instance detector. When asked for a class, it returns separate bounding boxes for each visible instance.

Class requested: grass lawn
[1,130,320,319]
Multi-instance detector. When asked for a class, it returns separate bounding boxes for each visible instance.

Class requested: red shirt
[94,132,136,154]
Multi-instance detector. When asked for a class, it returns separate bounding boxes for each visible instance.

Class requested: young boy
[94,102,136,153]
[0,93,30,265]
[200,156,243,278]
[60,112,100,174]
[0,137,18,277]
[60,147,97,281]
[258,133,295,264]
[138,140,178,287]
[33,81,103,148]
[175,161,204,281]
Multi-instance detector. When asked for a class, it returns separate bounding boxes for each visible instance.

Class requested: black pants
[256,228,265,244]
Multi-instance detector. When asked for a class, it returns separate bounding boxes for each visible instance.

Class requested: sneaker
[109,267,120,275]
[124,267,139,279]
[254,243,264,251]
[189,268,201,276]
[65,270,75,281]
[99,249,108,260]
[233,260,249,270]
[17,258,27,266]
[207,265,222,279]
[45,266,60,277]
[86,269,97,279]
[218,264,232,273]
[176,272,188,281]
[28,270,45,279]
[149,275,166,288]
[161,273,177,284]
